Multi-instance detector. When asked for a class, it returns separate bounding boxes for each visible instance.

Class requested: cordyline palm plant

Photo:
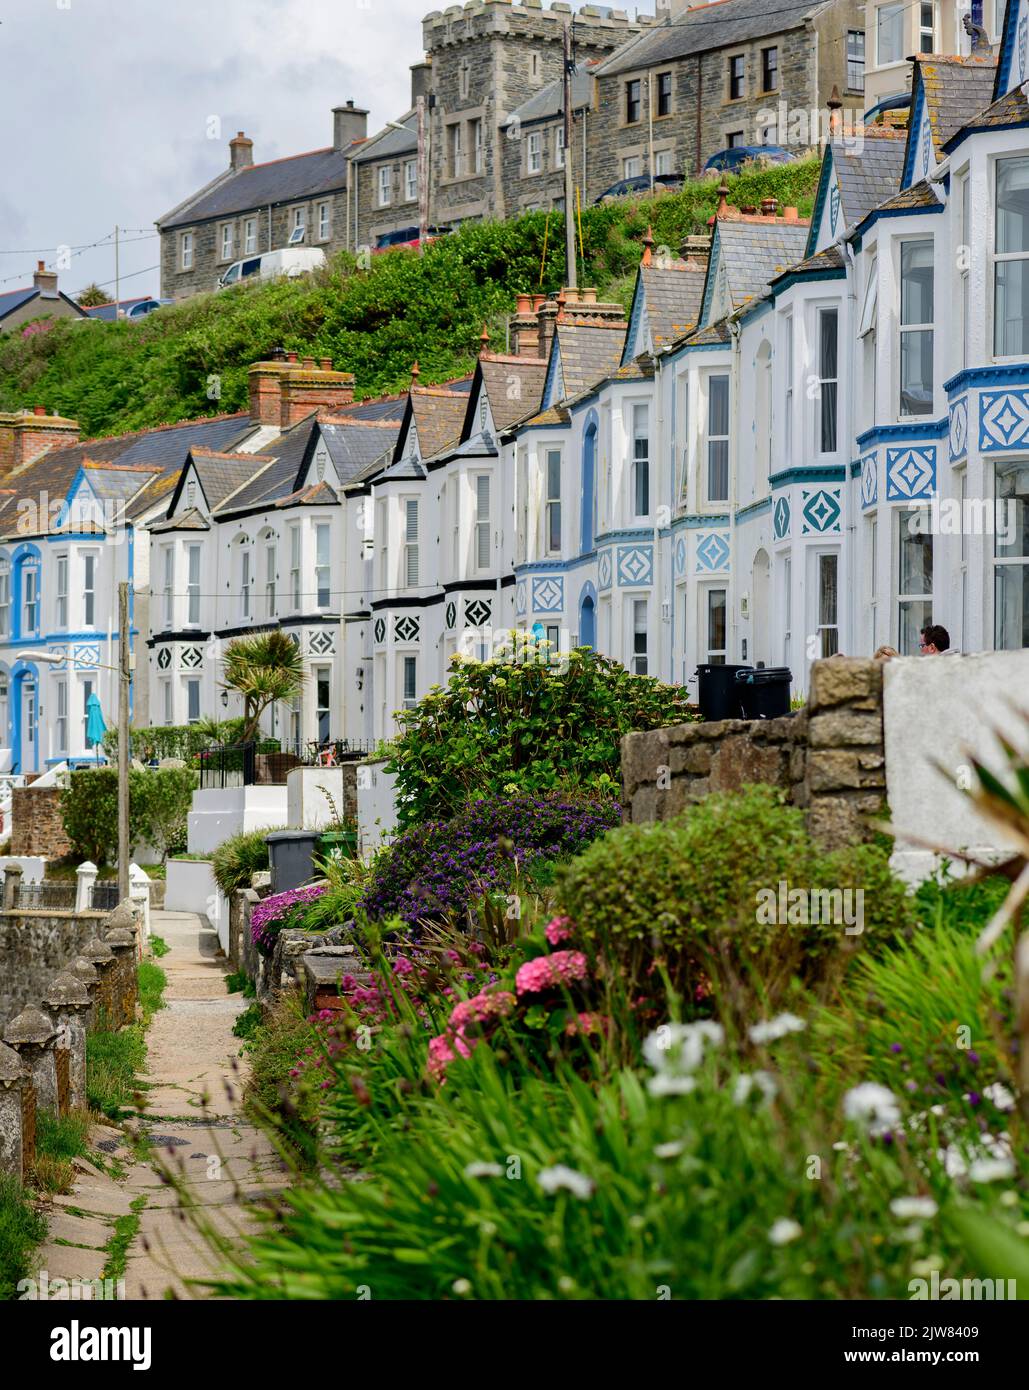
[222,630,305,743]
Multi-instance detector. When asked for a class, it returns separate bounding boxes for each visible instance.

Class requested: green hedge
[59,765,198,864]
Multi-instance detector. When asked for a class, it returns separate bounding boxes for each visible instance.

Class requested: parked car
[703,145,797,174]
[217,246,326,290]
[372,225,452,253]
[593,173,684,205]
[83,296,171,322]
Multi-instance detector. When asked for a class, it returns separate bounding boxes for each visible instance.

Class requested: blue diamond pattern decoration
[616,545,653,586]
[860,453,878,509]
[800,488,842,535]
[515,581,527,617]
[696,532,730,572]
[949,398,968,461]
[674,536,687,577]
[598,550,612,590]
[772,496,790,541]
[532,576,564,613]
[885,446,935,501]
[980,390,1029,451]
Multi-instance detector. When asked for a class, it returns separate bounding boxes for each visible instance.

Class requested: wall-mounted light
[220,688,229,708]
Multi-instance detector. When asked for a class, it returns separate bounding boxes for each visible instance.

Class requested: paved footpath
[37,910,286,1301]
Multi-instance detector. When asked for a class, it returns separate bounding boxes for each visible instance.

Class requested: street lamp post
[19,579,133,903]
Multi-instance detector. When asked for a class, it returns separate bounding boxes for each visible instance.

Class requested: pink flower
[427,1030,475,1081]
[545,916,574,946]
[564,1011,608,1038]
[515,950,589,997]
[448,990,516,1031]
[393,955,415,976]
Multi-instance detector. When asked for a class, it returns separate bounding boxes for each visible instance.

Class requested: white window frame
[56,553,68,629]
[180,232,193,271]
[82,551,97,628]
[816,549,841,657]
[896,517,933,654]
[240,545,251,619]
[474,474,491,572]
[56,679,68,753]
[162,546,174,629]
[704,373,730,506]
[527,131,542,176]
[545,449,562,556]
[318,201,331,241]
[631,402,650,520]
[631,597,649,675]
[186,677,201,726]
[993,155,1029,360]
[816,305,839,455]
[187,544,201,626]
[555,125,566,170]
[220,223,234,261]
[899,238,934,417]
[704,586,728,664]
[403,498,419,589]
[378,165,392,208]
[404,159,417,203]
[315,522,331,608]
[876,2,906,66]
[265,540,277,616]
[0,557,9,637]
[244,218,257,255]
[290,525,301,611]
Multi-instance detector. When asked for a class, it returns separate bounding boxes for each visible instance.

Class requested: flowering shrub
[358,792,620,928]
[251,884,328,956]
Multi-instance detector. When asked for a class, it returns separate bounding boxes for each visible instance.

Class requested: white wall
[884,650,1029,882]
[186,785,287,855]
[356,758,398,855]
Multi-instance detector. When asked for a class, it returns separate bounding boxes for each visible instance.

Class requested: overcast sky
[0,0,440,302]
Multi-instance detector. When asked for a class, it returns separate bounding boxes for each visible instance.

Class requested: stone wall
[10,786,72,858]
[0,909,108,1028]
[622,658,885,847]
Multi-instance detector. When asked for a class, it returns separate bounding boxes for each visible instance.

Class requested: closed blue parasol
[85,692,107,764]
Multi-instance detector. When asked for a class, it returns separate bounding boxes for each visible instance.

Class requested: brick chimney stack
[229,132,254,172]
[33,262,59,299]
[248,356,356,427]
[0,408,80,480]
[510,293,540,358]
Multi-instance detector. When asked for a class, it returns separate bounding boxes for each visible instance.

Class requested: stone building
[156,103,368,300]
[0,264,86,333]
[588,0,867,192]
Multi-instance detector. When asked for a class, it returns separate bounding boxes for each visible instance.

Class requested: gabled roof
[701,218,809,322]
[468,353,548,434]
[160,145,358,231]
[806,132,906,254]
[944,83,1029,152]
[549,320,626,400]
[0,285,87,324]
[404,382,474,459]
[623,258,707,364]
[902,53,997,186]
[148,506,211,533]
[769,243,845,290]
[187,448,275,510]
[596,0,824,77]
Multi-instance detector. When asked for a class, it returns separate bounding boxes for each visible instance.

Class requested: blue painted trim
[855,418,948,448]
[664,337,731,367]
[580,413,598,555]
[901,73,927,191]
[698,224,721,327]
[769,466,846,487]
[994,0,1020,103]
[621,272,646,367]
[805,145,834,258]
[594,526,653,544]
[10,660,40,774]
[851,199,944,243]
[669,513,731,531]
[514,553,598,577]
[577,580,597,649]
[944,362,1029,396]
[734,497,773,522]
[769,266,845,298]
[541,339,564,409]
[945,118,1029,159]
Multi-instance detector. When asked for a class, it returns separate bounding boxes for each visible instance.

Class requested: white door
[21,680,36,773]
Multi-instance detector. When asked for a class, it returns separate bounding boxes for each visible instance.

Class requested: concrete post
[42,972,92,1111]
[104,927,138,1026]
[0,1041,28,1180]
[68,956,100,1031]
[81,938,118,1028]
[2,862,22,911]
[128,864,151,941]
[75,860,99,913]
[3,1006,59,1117]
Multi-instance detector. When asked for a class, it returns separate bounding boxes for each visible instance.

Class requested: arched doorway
[751,548,771,668]
[11,662,39,775]
[578,579,598,650]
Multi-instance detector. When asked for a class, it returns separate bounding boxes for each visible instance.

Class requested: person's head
[874,645,899,661]
[919,624,950,655]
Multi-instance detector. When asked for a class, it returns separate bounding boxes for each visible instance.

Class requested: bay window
[994,156,1029,357]
[187,544,201,625]
[57,555,68,628]
[163,547,174,628]
[404,499,419,588]
[475,475,491,571]
[23,566,38,634]
[315,523,331,607]
[83,553,96,627]
[899,240,934,415]
[995,459,1029,649]
[818,307,839,452]
[631,403,650,518]
[545,450,562,554]
[706,374,730,503]
[898,522,933,654]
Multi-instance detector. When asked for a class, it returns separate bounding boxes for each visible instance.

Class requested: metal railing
[294,738,375,767]
[90,880,121,912]
[198,740,257,789]
[12,880,77,911]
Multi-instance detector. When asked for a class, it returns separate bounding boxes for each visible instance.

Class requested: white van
[217,246,326,290]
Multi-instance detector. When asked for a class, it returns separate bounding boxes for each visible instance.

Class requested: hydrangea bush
[251,884,328,956]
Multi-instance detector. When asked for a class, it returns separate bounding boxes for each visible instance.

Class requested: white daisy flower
[983,1083,1016,1113]
[537,1164,594,1199]
[748,1013,807,1045]
[464,1161,504,1179]
[653,1140,686,1159]
[733,1070,779,1105]
[768,1218,802,1246]
[968,1157,1015,1183]
[890,1196,938,1220]
[843,1082,902,1135]
[647,1073,697,1097]
[643,1021,724,1075]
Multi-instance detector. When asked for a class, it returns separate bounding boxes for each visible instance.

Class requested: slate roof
[0,286,87,324]
[675,321,732,350]
[596,0,823,76]
[944,82,1029,147]
[716,220,809,310]
[321,419,404,481]
[639,261,707,347]
[916,53,997,158]
[189,448,275,509]
[831,131,906,229]
[477,354,549,431]
[213,418,318,513]
[409,383,474,457]
[770,244,845,288]
[870,180,942,214]
[79,462,161,504]
[352,111,417,162]
[160,146,358,230]
[505,66,593,126]
[112,414,251,472]
[553,321,627,397]
[149,506,210,533]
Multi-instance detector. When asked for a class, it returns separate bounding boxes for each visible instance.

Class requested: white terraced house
[348,13,1029,733]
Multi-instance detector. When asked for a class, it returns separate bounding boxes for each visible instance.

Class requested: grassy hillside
[0,160,818,439]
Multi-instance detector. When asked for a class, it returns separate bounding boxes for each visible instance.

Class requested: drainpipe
[653,352,665,680]
[729,316,741,661]
[843,240,858,656]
